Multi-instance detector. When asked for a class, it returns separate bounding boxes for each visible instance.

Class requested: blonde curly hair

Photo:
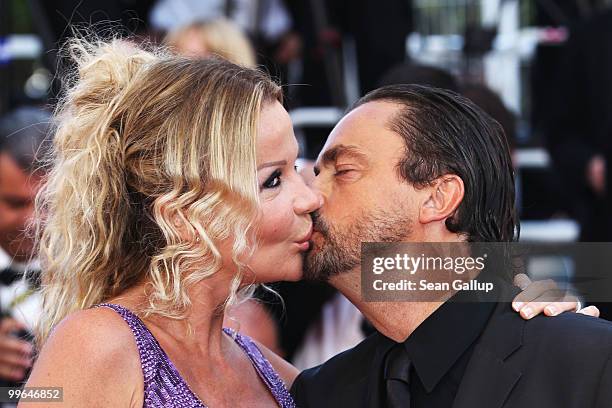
[34,37,282,345]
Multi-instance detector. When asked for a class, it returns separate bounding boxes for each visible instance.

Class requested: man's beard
[303,205,414,282]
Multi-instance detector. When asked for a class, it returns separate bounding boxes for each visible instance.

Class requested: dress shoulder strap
[95,303,165,383]
[223,328,296,408]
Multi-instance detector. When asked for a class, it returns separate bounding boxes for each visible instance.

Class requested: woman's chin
[279,269,304,282]
[247,252,305,283]
[267,267,304,283]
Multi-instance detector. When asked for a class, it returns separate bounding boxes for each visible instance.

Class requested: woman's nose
[294,178,323,215]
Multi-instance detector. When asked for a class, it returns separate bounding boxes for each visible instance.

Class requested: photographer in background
[0,107,50,395]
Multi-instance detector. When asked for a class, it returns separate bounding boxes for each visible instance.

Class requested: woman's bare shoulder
[23,307,143,407]
[48,306,139,357]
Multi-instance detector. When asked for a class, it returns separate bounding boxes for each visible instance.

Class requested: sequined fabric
[96,303,296,408]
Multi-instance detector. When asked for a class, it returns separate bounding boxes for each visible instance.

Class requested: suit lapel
[453,299,525,408]
[452,347,522,408]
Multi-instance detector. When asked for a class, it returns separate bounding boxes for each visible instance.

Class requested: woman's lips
[296,241,311,251]
[295,227,313,251]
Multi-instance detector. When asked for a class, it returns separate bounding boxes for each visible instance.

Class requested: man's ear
[419,175,464,225]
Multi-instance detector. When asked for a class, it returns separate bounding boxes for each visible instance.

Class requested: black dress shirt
[383,294,496,407]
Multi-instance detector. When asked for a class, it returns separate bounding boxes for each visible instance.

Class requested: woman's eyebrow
[257,160,287,170]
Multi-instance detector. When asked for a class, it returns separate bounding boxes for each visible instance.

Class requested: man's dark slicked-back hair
[352,84,518,242]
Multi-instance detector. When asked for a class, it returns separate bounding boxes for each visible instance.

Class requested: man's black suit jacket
[290,284,612,408]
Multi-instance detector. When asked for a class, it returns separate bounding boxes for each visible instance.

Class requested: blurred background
[2,0,612,384]
[5,0,612,241]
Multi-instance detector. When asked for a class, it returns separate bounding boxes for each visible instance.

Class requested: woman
[22,38,591,407]
[24,38,307,407]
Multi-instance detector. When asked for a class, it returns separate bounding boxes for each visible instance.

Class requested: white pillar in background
[482,0,522,115]
[481,0,501,26]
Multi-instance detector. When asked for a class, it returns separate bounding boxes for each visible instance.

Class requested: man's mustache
[311,210,329,237]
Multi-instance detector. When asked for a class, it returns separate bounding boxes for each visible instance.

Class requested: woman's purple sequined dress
[96,303,296,408]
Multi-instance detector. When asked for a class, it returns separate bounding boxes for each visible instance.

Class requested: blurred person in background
[164,19,256,67]
[287,0,413,98]
[282,0,412,159]
[542,9,612,320]
[544,8,612,242]
[0,106,50,395]
[150,0,301,81]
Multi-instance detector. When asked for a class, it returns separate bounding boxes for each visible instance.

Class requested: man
[290,85,612,407]
[0,107,49,393]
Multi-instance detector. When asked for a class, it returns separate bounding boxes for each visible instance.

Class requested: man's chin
[302,251,342,282]
[302,252,328,282]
